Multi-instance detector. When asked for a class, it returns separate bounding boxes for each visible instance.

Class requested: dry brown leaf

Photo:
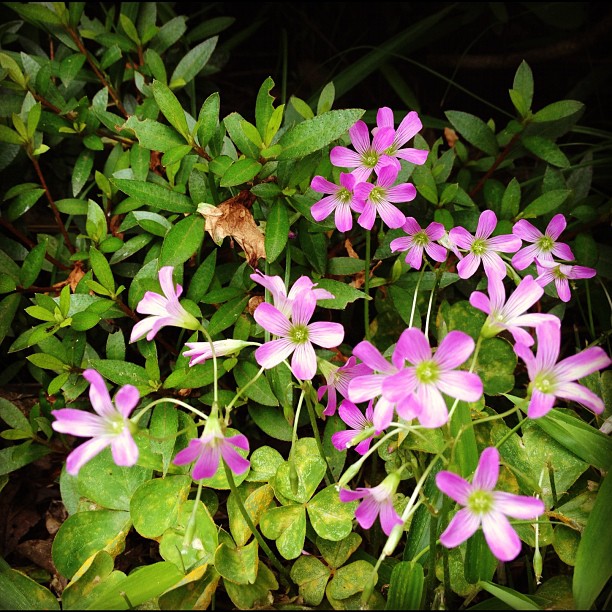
[444,127,458,148]
[198,190,265,268]
[344,237,359,259]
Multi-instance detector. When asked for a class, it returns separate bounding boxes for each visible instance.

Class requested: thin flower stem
[264,260,271,344]
[199,324,219,408]
[302,382,334,486]
[470,404,520,426]
[182,480,204,554]
[364,229,371,341]
[132,398,209,424]
[222,460,292,588]
[494,414,525,450]
[409,264,427,328]
[291,388,306,453]
[224,364,266,424]
[424,268,440,339]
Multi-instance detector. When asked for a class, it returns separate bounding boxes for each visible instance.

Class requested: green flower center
[552,266,567,280]
[415,360,439,384]
[471,237,488,256]
[537,235,555,253]
[108,414,127,435]
[290,324,310,344]
[413,231,430,247]
[369,186,385,204]
[362,151,379,168]
[534,372,556,394]
[467,490,494,515]
[337,187,352,203]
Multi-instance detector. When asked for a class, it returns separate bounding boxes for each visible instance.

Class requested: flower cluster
[50,107,610,572]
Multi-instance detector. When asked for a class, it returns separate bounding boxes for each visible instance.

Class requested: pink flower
[353,163,417,230]
[449,210,522,280]
[535,259,596,303]
[514,319,611,418]
[173,415,250,480]
[310,172,362,232]
[254,289,344,380]
[511,214,574,270]
[331,400,377,455]
[374,107,429,166]
[183,339,259,366]
[470,274,559,346]
[250,270,333,319]
[390,217,448,269]
[339,471,404,536]
[383,328,483,428]
[347,340,407,432]
[317,356,373,417]
[51,369,139,475]
[330,120,396,183]
[436,447,545,562]
[130,266,200,342]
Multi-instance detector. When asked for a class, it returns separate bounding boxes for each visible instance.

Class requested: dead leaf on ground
[198,190,265,268]
[444,127,458,148]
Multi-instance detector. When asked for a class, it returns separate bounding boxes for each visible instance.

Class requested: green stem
[222,460,292,587]
[132,397,209,424]
[303,382,334,486]
[224,365,266,424]
[182,480,204,554]
[409,264,427,328]
[364,229,371,341]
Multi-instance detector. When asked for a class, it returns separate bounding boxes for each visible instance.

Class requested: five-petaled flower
[339,471,404,536]
[250,270,334,319]
[353,162,417,230]
[390,217,448,269]
[374,107,430,167]
[331,399,377,455]
[330,120,396,183]
[514,319,611,418]
[383,328,483,428]
[449,210,522,280]
[511,213,574,270]
[51,369,139,475]
[470,274,559,346]
[535,259,596,303]
[130,266,200,342]
[436,446,545,562]
[254,289,344,380]
[317,356,373,417]
[173,415,250,480]
[310,172,362,233]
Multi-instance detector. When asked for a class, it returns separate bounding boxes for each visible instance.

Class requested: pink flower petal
[114,385,140,418]
[372,396,396,431]
[110,428,139,467]
[469,291,491,316]
[220,441,250,475]
[291,342,318,380]
[512,219,541,242]
[51,409,106,437]
[338,400,368,430]
[311,195,337,222]
[377,201,407,229]
[437,371,483,402]
[65,437,112,476]
[546,214,567,240]
[457,253,481,279]
[349,120,371,153]
[554,347,611,383]
[354,496,380,530]
[476,210,497,239]
[493,492,545,519]
[425,242,448,263]
[379,499,403,536]
[555,382,606,414]
[158,266,178,299]
[435,331,475,370]
[527,389,556,418]
[353,341,394,373]
[193,444,221,480]
[482,511,522,561]
[311,175,339,193]
[253,302,291,337]
[395,111,422,146]
[396,327,432,364]
[330,146,362,169]
[255,338,295,370]
[512,244,541,270]
[439,507,480,548]
[436,471,472,505]
[473,447,499,490]
[308,322,344,348]
[414,385,449,428]
[348,374,385,403]
[396,148,429,165]
[339,487,366,503]
[448,226,473,250]
[83,369,116,419]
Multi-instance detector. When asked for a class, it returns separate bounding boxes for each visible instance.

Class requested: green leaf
[148,403,178,476]
[0,397,30,431]
[234,360,278,407]
[278,109,364,160]
[223,112,260,159]
[159,214,205,267]
[86,199,107,243]
[170,37,218,88]
[0,125,24,145]
[86,562,184,610]
[573,471,612,609]
[314,278,368,310]
[532,100,584,123]
[112,178,195,213]
[119,116,184,153]
[260,504,306,559]
[51,509,132,579]
[227,483,275,547]
[151,80,189,139]
[130,475,192,538]
[59,54,86,88]
[290,555,331,606]
[522,136,570,168]
[206,296,249,337]
[196,92,220,148]
[220,158,262,187]
[445,110,499,157]
[130,210,172,237]
[215,539,260,585]
[0,441,50,475]
[0,566,60,610]
[255,77,275,140]
[478,581,540,610]
[519,189,571,219]
[307,485,356,541]
[89,246,115,293]
[264,200,289,263]
[274,438,327,503]
[77,447,152,511]
[386,561,424,610]
[72,149,94,198]
[19,240,47,288]
[87,359,153,394]
[512,60,534,113]
[0,293,20,345]
[245,445,284,483]
[247,405,294,442]
[327,559,376,600]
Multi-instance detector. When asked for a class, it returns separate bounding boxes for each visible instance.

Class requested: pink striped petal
[311,175,339,194]
[448,226,473,250]
[308,322,344,348]
[437,371,483,402]
[512,245,541,270]
[311,195,337,222]
[473,447,499,490]
[396,148,429,165]
[253,302,291,337]
[470,291,491,315]
[349,374,385,403]
[493,492,545,519]
[476,210,497,239]
[66,437,112,475]
[551,243,574,261]
[383,369,417,402]
[527,388,556,418]
[546,214,566,240]
[435,331,475,370]
[482,511,522,561]
[395,111,422,145]
[439,507,480,548]
[349,120,371,153]
[330,146,362,169]
[255,338,295,370]
[353,341,393,373]
[436,471,472,505]
[512,219,541,242]
[377,201,407,229]
[555,381,606,414]
[554,347,611,383]
[425,242,448,263]
[335,204,354,232]
[396,327,432,364]
[386,183,417,203]
[414,385,449,428]
[51,409,106,437]
[339,487,366,503]
[83,369,115,419]
[372,397,395,431]
[291,341,317,380]
[379,499,403,536]
[357,204,376,230]
[158,266,178,298]
[457,253,481,279]
[354,496,380,530]
[220,440,250,475]
[114,385,139,417]
[488,234,522,253]
[110,428,139,467]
